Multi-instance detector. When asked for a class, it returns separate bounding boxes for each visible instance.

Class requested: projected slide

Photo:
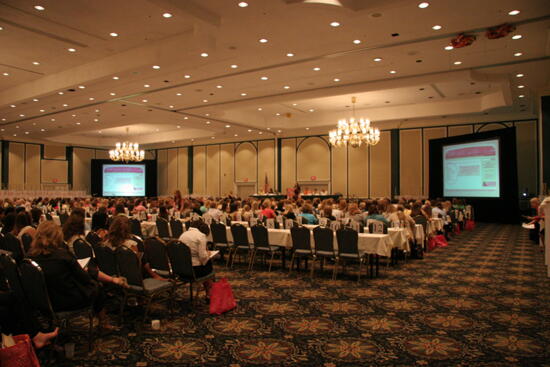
[102,164,146,196]
[443,139,499,197]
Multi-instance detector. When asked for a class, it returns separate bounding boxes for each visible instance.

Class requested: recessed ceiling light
[78,85,85,89]
[248,129,252,132]
[89,97,95,100]
[225,125,231,128]
[152,65,160,69]
[333,78,341,82]
[41,129,45,132]
[203,99,208,102]
[330,21,340,27]
[305,127,310,130]
[177,125,181,128]
[516,73,524,78]
[19,114,25,117]
[93,118,99,122]
[216,85,223,88]
[76,122,81,125]
[518,94,525,98]
[72,114,76,117]
[432,25,442,30]
[110,92,116,95]
[353,39,361,44]
[15,126,19,128]
[176,93,182,96]
[418,2,429,9]
[32,61,40,65]
[112,76,119,80]
[286,53,294,57]
[162,13,172,18]
[283,85,290,89]
[205,121,210,124]
[32,98,39,102]
[39,109,45,112]
[110,32,118,37]
[155,129,159,132]
[144,84,150,88]
[51,118,55,121]
[309,109,315,112]
[234,134,238,137]
[62,104,68,107]
[313,67,320,71]
[260,76,268,80]
[373,57,382,62]
[508,10,520,16]
[259,38,268,43]
[2,72,8,76]
[444,45,453,51]
[200,52,209,57]
[184,116,188,119]
[512,34,522,40]
[169,105,174,108]
[257,107,263,111]
[238,2,248,7]
[453,61,462,65]
[67,48,76,52]
[0,27,3,31]
[389,70,397,74]
[292,103,297,106]
[13,134,16,137]
[230,64,238,69]
[275,113,280,116]
[34,5,45,11]
[514,52,523,57]
[10,104,16,108]
[518,85,525,88]
[58,91,64,95]
[267,128,271,130]
[184,74,191,78]
[210,136,215,139]
[142,99,148,102]
[241,93,247,96]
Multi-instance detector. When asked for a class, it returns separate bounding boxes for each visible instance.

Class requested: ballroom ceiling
[0,0,549,148]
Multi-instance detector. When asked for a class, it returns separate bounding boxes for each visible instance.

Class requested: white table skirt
[414,224,425,244]
[208,227,395,258]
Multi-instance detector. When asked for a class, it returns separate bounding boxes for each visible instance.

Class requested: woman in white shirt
[178,221,214,296]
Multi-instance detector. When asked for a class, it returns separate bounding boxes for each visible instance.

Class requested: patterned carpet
[45,223,550,366]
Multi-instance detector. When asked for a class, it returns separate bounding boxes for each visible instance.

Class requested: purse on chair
[209,278,237,315]
[0,334,41,367]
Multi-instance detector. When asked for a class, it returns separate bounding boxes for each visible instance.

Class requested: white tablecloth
[415,224,425,244]
[427,218,444,233]
[208,227,395,257]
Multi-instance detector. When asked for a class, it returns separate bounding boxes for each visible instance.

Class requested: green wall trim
[2,141,9,188]
[391,129,400,197]
[188,146,194,194]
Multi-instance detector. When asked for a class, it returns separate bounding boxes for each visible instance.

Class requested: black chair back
[251,224,269,249]
[413,215,428,235]
[336,227,359,255]
[130,218,143,238]
[156,218,171,238]
[45,213,53,221]
[313,226,334,254]
[73,238,94,259]
[114,246,143,288]
[93,245,118,276]
[21,233,33,255]
[85,231,102,248]
[144,238,171,273]
[367,220,388,234]
[166,240,194,279]
[230,224,249,247]
[290,226,312,252]
[170,219,184,239]
[211,222,228,244]
[3,233,23,262]
[0,254,26,305]
[132,235,145,252]
[59,213,69,226]
[18,259,54,316]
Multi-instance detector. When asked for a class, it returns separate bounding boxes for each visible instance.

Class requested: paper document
[78,257,91,269]
[208,250,220,260]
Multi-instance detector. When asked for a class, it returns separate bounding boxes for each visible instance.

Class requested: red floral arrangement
[486,23,516,39]
[450,33,476,48]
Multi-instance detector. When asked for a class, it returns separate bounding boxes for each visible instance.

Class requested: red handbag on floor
[0,334,40,367]
[209,278,237,315]
[465,220,475,231]
[427,237,437,251]
[433,234,448,248]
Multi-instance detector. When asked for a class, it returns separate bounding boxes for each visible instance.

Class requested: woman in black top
[28,221,114,329]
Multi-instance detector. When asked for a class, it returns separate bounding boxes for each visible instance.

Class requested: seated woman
[365,204,389,225]
[299,204,318,224]
[260,199,276,219]
[282,204,296,220]
[28,221,114,329]
[13,211,36,240]
[323,206,336,221]
[178,220,214,297]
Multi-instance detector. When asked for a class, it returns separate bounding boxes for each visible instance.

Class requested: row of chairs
[129,217,185,241]
[210,223,373,280]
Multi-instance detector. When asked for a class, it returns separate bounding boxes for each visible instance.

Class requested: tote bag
[209,278,237,315]
[0,334,40,367]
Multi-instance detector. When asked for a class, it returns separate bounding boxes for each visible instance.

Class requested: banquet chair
[367,220,388,234]
[18,259,95,351]
[132,235,145,253]
[335,227,366,282]
[413,215,429,250]
[170,219,184,239]
[115,246,174,326]
[1,233,24,262]
[155,218,172,241]
[289,226,315,277]
[230,224,252,268]
[59,213,69,226]
[130,218,144,238]
[312,226,337,279]
[85,231,102,248]
[166,240,215,303]
[143,237,172,278]
[329,221,341,231]
[250,224,282,272]
[21,233,33,256]
[210,222,233,266]
[92,244,118,276]
[73,238,95,260]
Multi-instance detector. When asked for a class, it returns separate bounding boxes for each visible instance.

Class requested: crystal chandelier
[329,97,380,148]
[109,128,145,162]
